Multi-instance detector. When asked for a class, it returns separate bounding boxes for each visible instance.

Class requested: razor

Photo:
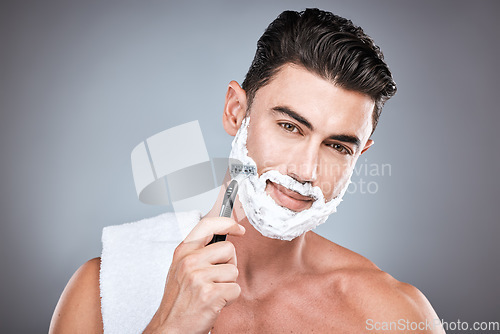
[208,162,256,244]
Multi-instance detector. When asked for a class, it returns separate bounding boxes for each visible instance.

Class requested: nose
[288,141,319,183]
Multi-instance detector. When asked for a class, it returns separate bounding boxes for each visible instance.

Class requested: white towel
[100,210,202,334]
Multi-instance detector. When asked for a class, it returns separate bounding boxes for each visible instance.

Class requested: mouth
[265,180,314,212]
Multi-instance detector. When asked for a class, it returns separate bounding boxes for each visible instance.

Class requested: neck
[204,179,309,296]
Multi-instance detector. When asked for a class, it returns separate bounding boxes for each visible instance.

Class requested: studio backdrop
[0,0,499,332]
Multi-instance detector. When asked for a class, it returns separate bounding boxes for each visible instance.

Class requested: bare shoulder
[349,268,438,317]
[49,257,103,334]
[349,271,444,333]
[306,233,443,333]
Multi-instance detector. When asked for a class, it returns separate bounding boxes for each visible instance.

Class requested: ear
[360,139,374,155]
[222,80,247,136]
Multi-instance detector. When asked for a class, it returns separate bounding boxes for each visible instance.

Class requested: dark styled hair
[242,8,397,134]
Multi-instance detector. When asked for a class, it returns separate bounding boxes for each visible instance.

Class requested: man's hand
[143,216,245,334]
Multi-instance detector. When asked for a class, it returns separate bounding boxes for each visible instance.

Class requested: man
[50,8,444,333]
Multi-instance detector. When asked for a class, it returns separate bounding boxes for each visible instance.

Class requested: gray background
[1,0,499,332]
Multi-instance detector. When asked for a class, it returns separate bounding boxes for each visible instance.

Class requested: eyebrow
[272,106,313,130]
[327,134,361,148]
[271,105,361,148]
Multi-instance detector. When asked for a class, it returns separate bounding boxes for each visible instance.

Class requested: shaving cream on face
[229,117,352,241]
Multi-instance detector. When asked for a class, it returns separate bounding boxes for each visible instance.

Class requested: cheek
[317,158,355,199]
[246,124,284,171]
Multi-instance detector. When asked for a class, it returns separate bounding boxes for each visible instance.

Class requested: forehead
[250,64,375,141]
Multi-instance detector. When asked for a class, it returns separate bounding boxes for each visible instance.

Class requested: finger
[174,241,237,281]
[193,264,239,284]
[201,241,238,266]
[213,282,242,307]
[183,217,245,249]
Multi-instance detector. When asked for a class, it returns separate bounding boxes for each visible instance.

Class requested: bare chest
[211,281,366,333]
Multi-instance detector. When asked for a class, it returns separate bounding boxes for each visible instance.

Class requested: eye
[279,122,299,133]
[328,143,351,155]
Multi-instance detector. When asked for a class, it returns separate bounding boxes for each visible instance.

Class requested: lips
[266,180,314,212]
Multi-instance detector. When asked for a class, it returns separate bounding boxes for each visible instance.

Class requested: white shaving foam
[229,117,352,241]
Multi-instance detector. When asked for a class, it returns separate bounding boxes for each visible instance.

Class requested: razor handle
[208,180,239,244]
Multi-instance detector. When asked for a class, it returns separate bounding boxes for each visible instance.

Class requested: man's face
[244,64,375,212]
